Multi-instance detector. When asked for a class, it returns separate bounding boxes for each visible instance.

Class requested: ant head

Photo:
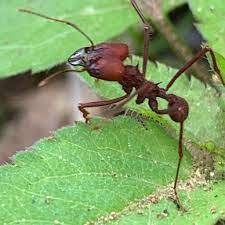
[68,46,92,67]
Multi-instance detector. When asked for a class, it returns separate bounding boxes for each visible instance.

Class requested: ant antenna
[18,8,94,47]
[38,68,86,87]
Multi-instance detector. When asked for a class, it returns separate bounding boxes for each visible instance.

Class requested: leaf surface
[107,181,225,225]
[0,117,192,224]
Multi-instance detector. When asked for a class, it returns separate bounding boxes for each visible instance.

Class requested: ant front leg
[78,94,129,123]
[166,46,224,91]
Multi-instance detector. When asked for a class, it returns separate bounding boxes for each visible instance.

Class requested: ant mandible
[19,0,224,210]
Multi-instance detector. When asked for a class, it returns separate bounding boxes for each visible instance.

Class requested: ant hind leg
[166,46,224,91]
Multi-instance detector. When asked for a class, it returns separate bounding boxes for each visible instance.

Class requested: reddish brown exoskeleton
[19,0,224,210]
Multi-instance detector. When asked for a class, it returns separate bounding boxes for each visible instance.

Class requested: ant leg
[131,0,153,77]
[149,99,186,210]
[79,94,129,123]
[173,122,186,211]
[110,82,151,113]
[148,99,170,114]
[166,46,224,91]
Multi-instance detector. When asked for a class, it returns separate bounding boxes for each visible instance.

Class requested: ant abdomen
[167,94,189,123]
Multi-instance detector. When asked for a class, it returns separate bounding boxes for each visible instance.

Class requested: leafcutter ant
[18,0,224,210]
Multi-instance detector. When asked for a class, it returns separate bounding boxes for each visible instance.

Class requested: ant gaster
[19,0,224,210]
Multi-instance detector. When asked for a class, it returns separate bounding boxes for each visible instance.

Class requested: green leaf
[0,0,137,78]
[210,51,225,86]
[188,1,225,56]
[163,0,225,52]
[185,1,225,84]
[163,1,225,80]
[0,117,192,224]
[106,181,225,225]
[81,56,225,152]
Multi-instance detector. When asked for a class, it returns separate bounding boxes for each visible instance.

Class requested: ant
[19,0,224,211]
